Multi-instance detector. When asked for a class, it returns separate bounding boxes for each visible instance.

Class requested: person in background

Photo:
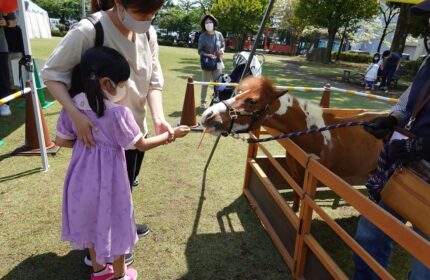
[197,14,225,109]
[0,12,16,116]
[380,50,401,94]
[41,0,172,268]
[364,53,380,90]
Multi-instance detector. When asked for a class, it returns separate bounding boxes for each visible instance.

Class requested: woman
[41,0,173,268]
[197,14,225,109]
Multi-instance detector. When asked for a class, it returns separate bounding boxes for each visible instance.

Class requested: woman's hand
[154,118,175,142]
[218,49,224,57]
[70,111,95,146]
[208,54,217,60]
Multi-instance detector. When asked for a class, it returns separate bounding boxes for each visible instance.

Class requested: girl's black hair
[372,52,380,64]
[70,46,130,117]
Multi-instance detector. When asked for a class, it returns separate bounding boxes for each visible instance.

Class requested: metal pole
[18,0,49,172]
[202,0,277,176]
[239,0,276,82]
[81,0,86,19]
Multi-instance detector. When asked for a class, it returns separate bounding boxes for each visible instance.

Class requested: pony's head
[201,76,288,135]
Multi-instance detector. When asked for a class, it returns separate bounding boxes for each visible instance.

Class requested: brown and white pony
[202,76,386,189]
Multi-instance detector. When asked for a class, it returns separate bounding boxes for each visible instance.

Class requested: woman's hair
[70,47,130,117]
[200,14,219,31]
[91,0,164,14]
[382,50,391,58]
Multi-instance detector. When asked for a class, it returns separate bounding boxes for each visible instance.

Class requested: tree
[33,0,82,22]
[295,0,378,63]
[211,0,269,51]
[390,3,411,54]
[377,1,399,53]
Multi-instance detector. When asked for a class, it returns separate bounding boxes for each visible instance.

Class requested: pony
[201,76,386,208]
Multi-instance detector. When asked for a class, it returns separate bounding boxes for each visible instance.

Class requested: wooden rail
[243,125,430,279]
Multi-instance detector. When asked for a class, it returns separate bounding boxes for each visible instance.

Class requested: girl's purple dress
[56,93,142,264]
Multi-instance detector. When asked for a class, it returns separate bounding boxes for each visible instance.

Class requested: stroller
[210,51,264,105]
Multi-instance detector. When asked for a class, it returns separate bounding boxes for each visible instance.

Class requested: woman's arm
[54,135,75,148]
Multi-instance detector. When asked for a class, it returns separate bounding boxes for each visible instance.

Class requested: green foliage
[211,0,269,36]
[157,38,174,46]
[333,52,372,63]
[33,0,82,22]
[295,0,378,62]
[401,57,426,78]
[158,6,200,34]
[50,29,65,37]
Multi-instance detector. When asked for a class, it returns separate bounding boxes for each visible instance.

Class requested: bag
[200,55,218,71]
[381,161,430,237]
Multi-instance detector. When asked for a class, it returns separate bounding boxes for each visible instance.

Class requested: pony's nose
[202,109,219,127]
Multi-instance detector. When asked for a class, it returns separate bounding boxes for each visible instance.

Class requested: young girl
[364,53,381,90]
[55,47,189,280]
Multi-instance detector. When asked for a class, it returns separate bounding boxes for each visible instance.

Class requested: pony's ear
[274,89,288,99]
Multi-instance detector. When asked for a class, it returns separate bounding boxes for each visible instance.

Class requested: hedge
[333,52,372,63]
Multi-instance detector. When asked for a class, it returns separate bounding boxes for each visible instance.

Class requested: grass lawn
[0,38,409,280]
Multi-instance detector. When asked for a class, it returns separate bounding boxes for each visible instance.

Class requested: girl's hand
[174,126,190,138]
[154,118,175,142]
[71,111,95,146]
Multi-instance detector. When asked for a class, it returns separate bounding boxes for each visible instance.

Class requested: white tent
[17,0,51,39]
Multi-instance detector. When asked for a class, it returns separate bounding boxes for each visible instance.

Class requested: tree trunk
[324,29,337,63]
[336,28,347,61]
[377,24,389,53]
[391,4,411,54]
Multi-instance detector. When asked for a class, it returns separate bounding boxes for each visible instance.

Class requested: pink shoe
[116,268,138,280]
[90,265,115,280]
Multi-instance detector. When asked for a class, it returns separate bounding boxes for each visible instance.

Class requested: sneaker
[0,104,11,116]
[116,268,138,280]
[132,179,139,187]
[200,101,207,109]
[84,252,134,267]
[136,223,150,237]
[90,264,115,280]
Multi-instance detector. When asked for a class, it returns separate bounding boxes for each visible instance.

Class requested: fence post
[320,83,331,108]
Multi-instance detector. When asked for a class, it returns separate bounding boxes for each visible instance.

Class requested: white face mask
[205,23,214,32]
[117,5,151,34]
[103,79,127,103]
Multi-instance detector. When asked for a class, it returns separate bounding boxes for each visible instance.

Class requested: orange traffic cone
[177,76,203,131]
[320,83,331,108]
[13,84,60,155]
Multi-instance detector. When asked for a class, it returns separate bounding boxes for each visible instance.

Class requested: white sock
[93,265,109,276]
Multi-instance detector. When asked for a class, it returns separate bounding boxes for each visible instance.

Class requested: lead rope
[365,142,400,202]
[242,121,372,143]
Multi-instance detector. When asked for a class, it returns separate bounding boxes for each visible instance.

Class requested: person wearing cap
[197,14,225,109]
[353,1,430,279]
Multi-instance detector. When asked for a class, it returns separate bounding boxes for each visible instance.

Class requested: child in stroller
[210,51,263,105]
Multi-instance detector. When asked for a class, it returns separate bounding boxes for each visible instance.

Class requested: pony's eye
[245,98,257,105]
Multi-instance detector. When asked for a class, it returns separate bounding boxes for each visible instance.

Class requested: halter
[221,100,270,136]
